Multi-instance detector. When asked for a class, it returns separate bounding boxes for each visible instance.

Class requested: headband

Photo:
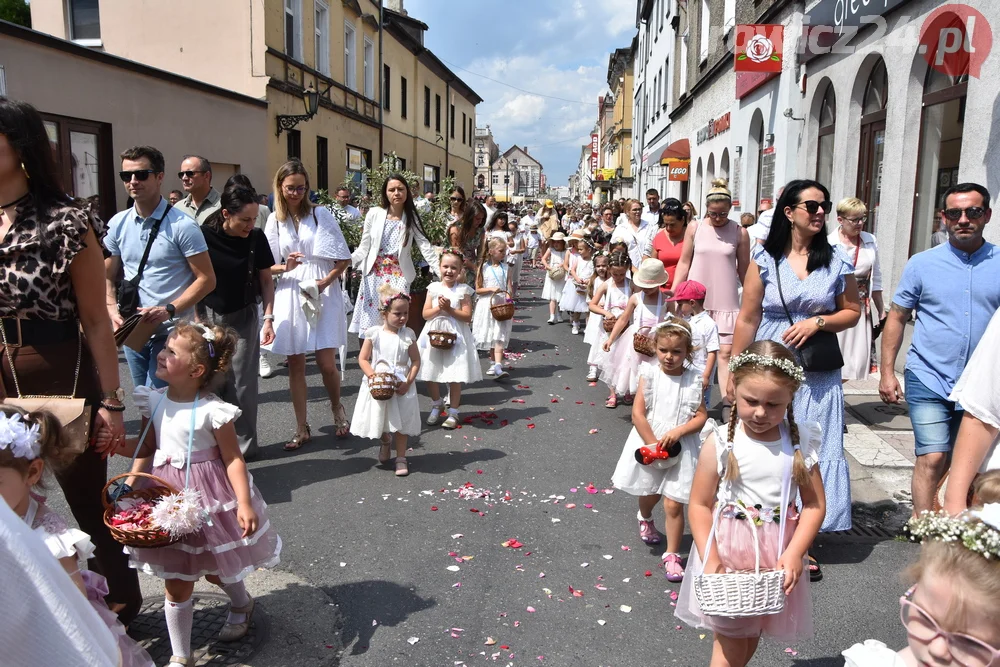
[191,323,217,358]
[0,412,41,461]
[906,505,1000,561]
[652,320,691,335]
[728,351,805,383]
[382,292,411,311]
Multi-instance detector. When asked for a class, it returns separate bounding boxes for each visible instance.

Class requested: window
[816,86,835,191]
[723,0,736,33]
[346,145,371,190]
[401,76,408,119]
[435,94,441,133]
[344,21,356,90]
[42,112,115,221]
[663,57,670,110]
[857,59,889,235]
[287,129,301,159]
[423,86,431,127]
[450,104,455,139]
[284,0,302,61]
[468,118,473,144]
[492,174,498,185]
[423,164,440,194]
[363,37,374,98]
[383,65,391,110]
[462,112,467,144]
[680,32,689,92]
[68,0,101,43]
[316,136,329,191]
[314,1,329,75]
[699,0,710,62]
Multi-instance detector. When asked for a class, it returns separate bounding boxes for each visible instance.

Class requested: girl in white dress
[507,218,528,296]
[264,160,352,447]
[352,286,421,477]
[588,251,631,386]
[583,252,610,380]
[560,234,595,335]
[611,320,707,581]
[473,237,514,379]
[418,249,483,430]
[541,233,567,324]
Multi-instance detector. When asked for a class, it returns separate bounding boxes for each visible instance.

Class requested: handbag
[774,256,844,372]
[116,203,173,318]
[547,266,566,281]
[0,321,91,454]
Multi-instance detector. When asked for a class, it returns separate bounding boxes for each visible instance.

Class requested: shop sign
[806,0,914,35]
[668,162,690,182]
[736,71,779,99]
[594,168,617,181]
[696,113,731,145]
[590,133,599,176]
[735,25,784,73]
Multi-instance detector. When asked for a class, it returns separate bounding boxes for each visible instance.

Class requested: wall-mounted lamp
[782,107,805,122]
[735,146,742,157]
[276,82,332,137]
[765,133,775,146]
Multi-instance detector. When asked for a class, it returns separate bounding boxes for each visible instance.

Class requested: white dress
[349,217,409,336]
[950,306,1000,472]
[541,249,566,301]
[611,365,704,501]
[264,207,351,355]
[472,262,513,350]
[417,282,483,384]
[587,278,631,366]
[351,326,421,438]
[584,275,608,347]
[559,254,594,313]
[829,230,883,380]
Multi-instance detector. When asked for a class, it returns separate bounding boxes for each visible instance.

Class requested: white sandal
[218,595,255,642]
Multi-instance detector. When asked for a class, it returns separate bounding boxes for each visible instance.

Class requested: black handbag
[774,256,844,373]
[116,203,173,318]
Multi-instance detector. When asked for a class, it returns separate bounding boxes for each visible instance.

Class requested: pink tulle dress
[675,421,821,641]
[587,278,631,367]
[127,386,282,583]
[26,495,154,667]
[599,292,669,395]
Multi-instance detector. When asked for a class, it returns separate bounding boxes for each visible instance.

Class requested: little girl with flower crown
[118,322,281,666]
[0,405,154,667]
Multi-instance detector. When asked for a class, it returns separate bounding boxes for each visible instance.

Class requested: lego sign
[735,25,784,73]
[668,162,690,182]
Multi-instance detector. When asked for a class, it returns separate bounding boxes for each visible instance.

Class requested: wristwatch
[815,316,826,330]
[164,303,176,318]
[101,388,125,402]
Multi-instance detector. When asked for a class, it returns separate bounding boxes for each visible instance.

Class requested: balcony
[266,47,379,127]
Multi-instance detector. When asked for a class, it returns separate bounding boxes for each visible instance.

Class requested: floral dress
[349,217,407,336]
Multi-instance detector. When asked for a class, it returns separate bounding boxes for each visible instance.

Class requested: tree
[0,0,30,28]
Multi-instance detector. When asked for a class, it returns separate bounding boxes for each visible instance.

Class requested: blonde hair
[906,538,1000,628]
[972,470,1000,505]
[626,199,643,213]
[726,340,810,488]
[836,197,867,218]
[173,322,239,389]
[272,159,314,222]
[652,318,696,363]
[377,282,411,312]
[706,178,732,205]
[476,237,508,289]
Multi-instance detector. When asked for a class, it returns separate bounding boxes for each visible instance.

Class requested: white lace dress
[472,262,513,350]
[417,282,483,384]
[541,249,566,301]
[559,254,594,313]
[351,326,421,438]
[583,276,607,347]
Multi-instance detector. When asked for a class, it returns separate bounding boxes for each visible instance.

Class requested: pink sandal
[605,395,618,409]
[638,517,660,544]
[662,553,684,582]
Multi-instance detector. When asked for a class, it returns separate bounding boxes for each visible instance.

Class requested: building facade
[473,126,500,197]
[29,0,480,195]
[492,146,543,202]
[602,46,636,200]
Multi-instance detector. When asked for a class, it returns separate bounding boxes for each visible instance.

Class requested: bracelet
[263,314,275,321]
[100,400,126,412]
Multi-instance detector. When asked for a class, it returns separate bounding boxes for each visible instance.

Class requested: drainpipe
[444,80,451,180]
[378,0,384,164]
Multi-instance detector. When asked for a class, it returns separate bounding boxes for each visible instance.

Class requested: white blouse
[134,386,241,467]
[828,229,883,292]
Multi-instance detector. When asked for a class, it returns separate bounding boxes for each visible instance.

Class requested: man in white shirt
[642,188,662,228]
[335,187,361,220]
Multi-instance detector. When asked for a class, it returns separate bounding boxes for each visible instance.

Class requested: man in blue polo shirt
[104,145,216,389]
[879,182,1000,515]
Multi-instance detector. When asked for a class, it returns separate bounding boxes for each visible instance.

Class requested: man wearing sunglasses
[104,145,216,389]
[178,155,221,225]
[880,182,1000,516]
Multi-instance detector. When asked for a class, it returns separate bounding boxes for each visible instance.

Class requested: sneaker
[442,409,459,429]
[571,323,580,335]
[662,553,685,582]
[556,314,564,323]
[494,363,509,380]
[427,402,444,426]
[638,515,661,544]
[259,355,273,378]
[486,364,496,376]
[547,315,556,325]
[586,366,598,382]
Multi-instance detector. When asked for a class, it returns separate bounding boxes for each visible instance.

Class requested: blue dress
[752,244,854,532]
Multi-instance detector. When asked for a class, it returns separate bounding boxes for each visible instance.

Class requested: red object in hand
[634,441,682,466]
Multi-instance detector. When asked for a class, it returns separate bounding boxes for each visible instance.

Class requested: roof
[0,20,267,108]
[501,145,543,170]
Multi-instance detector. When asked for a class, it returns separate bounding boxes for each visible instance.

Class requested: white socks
[447,407,459,418]
[165,597,194,658]
[637,511,654,522]
[222,581,251,624]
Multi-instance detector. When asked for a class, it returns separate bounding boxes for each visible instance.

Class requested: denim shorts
[905,369,963,457]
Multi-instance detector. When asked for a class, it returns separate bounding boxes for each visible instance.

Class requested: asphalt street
[87,263,917,666]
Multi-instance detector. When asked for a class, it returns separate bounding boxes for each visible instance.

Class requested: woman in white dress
[350,175,440,337]
[828,198,884,381]
[264,160,352,448]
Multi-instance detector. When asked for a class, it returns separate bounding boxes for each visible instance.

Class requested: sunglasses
[900,586,1000,666]
[119,169,158,183]
[178,170,206,179]
[283,186,307,195]
[450,196,465,202]
[840,215,867,223]
[943,206,987,221]
[795,200,833,215]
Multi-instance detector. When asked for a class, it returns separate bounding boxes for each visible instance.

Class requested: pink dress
[588,278,631,366]
[599,292,670,395]
[688,220,742,341]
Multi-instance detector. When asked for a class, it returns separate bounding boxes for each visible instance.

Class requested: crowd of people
[0,94,998,666]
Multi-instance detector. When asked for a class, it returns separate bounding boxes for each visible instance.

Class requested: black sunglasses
[119,169,158,182]
[450,196,465,202]
[943,207,987,221]
[178,170,206,179]
[795,200,833,215]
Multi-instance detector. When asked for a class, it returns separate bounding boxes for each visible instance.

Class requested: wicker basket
[547,267,566,281]
[633,325,656,357]
[490,291,515,322]
[426,317,457,350]
[102,472,180,549]
[574,281,589,295]
[368,360,399,401]
[602,315,618,333]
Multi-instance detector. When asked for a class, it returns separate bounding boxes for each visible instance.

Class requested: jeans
[905,369,963,457]
[124,334,168,389]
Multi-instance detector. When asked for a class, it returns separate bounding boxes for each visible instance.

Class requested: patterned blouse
[0,196,103,321]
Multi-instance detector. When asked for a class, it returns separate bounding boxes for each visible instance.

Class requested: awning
[658,139,690,165]
[493,195,510,202]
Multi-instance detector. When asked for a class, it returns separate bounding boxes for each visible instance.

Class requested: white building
[473,125,500,198]
[493,145,543,200]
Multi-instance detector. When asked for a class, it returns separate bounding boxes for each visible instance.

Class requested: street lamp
[276,83,331,137]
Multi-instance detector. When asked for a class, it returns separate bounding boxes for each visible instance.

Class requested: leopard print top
[0,196,104,321]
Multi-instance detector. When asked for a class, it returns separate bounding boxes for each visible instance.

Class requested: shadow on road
[251,455,376,503]
[791,658,844,666]
[323,580,435,655]
[403,447,506,475]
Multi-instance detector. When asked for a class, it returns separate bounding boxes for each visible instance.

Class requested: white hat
[550,232,567,241]
[632,258,669,289]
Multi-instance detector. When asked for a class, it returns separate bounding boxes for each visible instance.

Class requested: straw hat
[632,258,669,289]
[550,232,567,241]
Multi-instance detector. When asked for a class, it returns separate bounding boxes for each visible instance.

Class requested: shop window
[347,146,371,192]
[42,113,115,220]
[910,70,968,256]
[68,0,101,44]
[400,76,408,119]
[423,165,440,194]
[856,59,888,235]
[816,86,836,188]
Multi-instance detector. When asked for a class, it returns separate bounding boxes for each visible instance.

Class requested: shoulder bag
[244,229,260,305]
[116,203,173,318]
[774,255,844,372]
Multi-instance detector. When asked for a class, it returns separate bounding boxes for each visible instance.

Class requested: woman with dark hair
[730,179,862,574]
[351,173,440,333]
[0,98,141,621]
[448,185,467,223]
[642,197,687,292]
[201,186,276,459]
[448,200,487,281]
[266,160,352,447]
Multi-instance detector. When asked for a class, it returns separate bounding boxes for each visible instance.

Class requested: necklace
[0,193,29,209]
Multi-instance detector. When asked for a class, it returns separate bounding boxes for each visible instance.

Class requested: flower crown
[0,412,41,461]
[728,351,805,383]
[906,506,1000,560]
[381,291,411,311]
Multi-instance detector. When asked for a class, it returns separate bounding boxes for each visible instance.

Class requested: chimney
[524,146,528,154]
[387,0,407,15]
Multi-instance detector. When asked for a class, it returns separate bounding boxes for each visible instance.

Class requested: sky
[404,0,638,187]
